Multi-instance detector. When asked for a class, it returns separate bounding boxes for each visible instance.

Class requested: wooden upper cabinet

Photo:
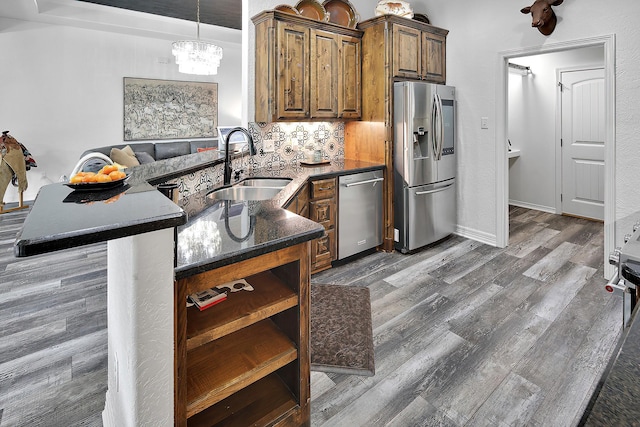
[277,21,310,120]
[385,17,448,83]
[253,11,363,122]
[310,29,339,118]
[392,25,422,79]
[422,31,446,84]
[339,36,362,119]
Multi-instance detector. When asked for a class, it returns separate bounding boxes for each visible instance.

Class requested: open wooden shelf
[186,271,298,350]
[187,373,298,427]
[186,319,298,418]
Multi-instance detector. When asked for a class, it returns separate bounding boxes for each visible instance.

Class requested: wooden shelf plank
[186,271,298,350]
[187,373,298,427]
[186,319,298,418]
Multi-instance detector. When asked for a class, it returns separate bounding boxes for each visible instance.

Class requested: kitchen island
[14,149,385,425]
[13,152,328,426]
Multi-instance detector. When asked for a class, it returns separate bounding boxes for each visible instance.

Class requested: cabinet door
[309,198,336,230]
[339,36,361,119]
[277,21,310,120]
[311,228,334,271]
[392,25,421,79]
[422,31,446,83]
[310,30,339,118]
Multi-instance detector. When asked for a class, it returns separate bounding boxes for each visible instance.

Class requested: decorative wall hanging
[520,0,564,36]
[374,0,414,19]
[0,130,35,213]
[123,78,218,141]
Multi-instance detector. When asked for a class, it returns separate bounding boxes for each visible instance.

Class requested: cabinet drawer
[310,178,336,199]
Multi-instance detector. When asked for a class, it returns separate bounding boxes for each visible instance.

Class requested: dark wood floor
[0,207,620,426]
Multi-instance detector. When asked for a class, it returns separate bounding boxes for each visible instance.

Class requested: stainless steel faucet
[223,127,256,185]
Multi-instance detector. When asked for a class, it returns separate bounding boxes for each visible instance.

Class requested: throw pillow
[110,145,140,167]
[135,151,155,164]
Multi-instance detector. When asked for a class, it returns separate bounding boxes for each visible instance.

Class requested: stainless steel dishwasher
[338,170,384,260]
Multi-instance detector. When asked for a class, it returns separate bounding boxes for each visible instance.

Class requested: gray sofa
[80,140,217,162]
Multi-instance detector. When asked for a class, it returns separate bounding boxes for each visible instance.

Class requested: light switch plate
[481,117,489,129]
[263,139,275,153]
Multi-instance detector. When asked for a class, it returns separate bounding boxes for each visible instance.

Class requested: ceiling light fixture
[171,0,223,75]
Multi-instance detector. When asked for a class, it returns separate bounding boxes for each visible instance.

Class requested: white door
[561,68,605,220]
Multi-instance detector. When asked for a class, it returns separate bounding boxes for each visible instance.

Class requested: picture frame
[123,78,218,141]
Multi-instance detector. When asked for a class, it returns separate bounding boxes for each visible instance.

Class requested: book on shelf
[188,288,227,311]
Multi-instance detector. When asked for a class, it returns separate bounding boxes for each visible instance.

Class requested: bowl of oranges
[66,164,129,191]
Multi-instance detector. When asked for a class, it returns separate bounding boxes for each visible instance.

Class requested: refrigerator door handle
[415,182,455,195]
[431,94,439,160]
[344,177,384,187]
[435,94,445,161]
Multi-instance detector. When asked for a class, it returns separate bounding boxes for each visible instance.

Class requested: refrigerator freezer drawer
[396,179,456,253]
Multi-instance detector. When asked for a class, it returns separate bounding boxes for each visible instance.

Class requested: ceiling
[77,0,241,30]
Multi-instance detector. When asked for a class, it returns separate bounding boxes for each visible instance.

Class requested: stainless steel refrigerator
[393,81,456,253]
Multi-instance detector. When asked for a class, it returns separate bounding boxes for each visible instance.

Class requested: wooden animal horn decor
[521,0,564,36]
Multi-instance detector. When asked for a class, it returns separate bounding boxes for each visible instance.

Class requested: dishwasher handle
[415,182,454,195]
[344,177,384,188]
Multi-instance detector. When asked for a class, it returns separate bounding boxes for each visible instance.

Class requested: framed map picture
[123,78,218,141]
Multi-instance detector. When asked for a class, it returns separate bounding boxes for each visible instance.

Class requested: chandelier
[171,0,223,75]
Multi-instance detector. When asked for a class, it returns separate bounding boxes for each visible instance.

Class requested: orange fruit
[109,171,126,180]
[100,165,119,175]
[95,173,112,183]
[70,174,84,183]
[82,173,97,183]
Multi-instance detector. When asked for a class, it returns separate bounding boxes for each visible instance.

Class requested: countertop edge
[14,211,187,257]
[174,225,325,280]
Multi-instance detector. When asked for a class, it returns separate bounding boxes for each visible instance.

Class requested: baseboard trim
[455,225,497,247]
[508,200,557,214]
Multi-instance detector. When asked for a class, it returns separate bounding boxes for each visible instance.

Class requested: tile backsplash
[248,121,345,168]
[170,121,346,202]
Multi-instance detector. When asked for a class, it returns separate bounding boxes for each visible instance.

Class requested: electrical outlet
[481,117,489,129]
[263,139,275,153]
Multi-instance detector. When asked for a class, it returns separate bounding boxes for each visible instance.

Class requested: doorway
[496,35,616,277]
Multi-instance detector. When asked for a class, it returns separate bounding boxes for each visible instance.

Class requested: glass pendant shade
[172,40,223,75]
[171,0,223,76]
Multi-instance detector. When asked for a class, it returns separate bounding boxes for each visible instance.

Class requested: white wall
[0,0,242,203]
[508,46,604,212]
[259,0,637,247]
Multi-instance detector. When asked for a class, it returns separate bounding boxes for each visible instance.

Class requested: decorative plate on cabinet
[295,0,329,22]
[274,4,301,15]
[322,0,359,28]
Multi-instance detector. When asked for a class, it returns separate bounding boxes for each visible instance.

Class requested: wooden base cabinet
[253,11,363,122]
[284,178,337,275]
[175,243,311,426]
[308,178,337,274]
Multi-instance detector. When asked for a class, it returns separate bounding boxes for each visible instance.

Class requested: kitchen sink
[208,185,284,201]
[238,177,292,188]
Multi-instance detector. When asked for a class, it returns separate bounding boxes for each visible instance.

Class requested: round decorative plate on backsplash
[295,0,329,22]
[322,0,359,28]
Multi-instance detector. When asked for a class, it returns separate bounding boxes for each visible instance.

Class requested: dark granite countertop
[15,153,384,280]
[174,158,385,279]
[14,180,187,257]
[582,307,640,425]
